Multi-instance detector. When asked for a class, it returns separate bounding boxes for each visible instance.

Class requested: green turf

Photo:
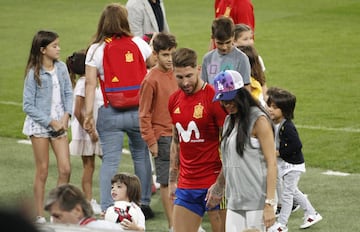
[0,0,359,231]
[1,136,359,231]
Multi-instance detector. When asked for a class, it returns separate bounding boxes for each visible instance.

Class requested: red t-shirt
[168,84,227,188]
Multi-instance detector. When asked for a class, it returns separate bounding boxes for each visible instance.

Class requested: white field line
[297,125,360,133]
[0,100,22,106]
[4,100,359,133]
[17,139,353,176]
[8,100,358,168]
[17,139,130,154]
[18,138,352,176]
[322,170,350,176]
[2,100,359,133]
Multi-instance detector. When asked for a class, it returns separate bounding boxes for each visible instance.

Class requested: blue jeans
[96,105,152,211]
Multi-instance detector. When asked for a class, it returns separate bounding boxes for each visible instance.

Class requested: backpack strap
[99,37,115,108]
[99,73,108,107]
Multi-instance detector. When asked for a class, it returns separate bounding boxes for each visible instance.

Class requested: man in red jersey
[168,48,227,232]
[215,0,255,32]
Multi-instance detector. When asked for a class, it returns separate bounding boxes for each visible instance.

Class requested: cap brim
[213,89,238,102]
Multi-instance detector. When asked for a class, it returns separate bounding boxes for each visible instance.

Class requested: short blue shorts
[174,188,220,217]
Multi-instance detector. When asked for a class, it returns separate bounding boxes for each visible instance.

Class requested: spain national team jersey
[215,0,255,32]
[168,84,227,189]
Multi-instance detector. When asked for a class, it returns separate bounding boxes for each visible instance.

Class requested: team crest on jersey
[193,103,204,119]
[125,51,134,62]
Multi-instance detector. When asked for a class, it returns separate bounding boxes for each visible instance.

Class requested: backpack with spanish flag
[100,36,147,109]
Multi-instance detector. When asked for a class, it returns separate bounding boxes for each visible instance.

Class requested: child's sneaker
[292,203,300,212]
[268,222,288,232]
[275,206,281,217]
[35,216,46,224]
[90,199,102,215]
[300,212,322,229]
[198,226,206,232]
[151,183,157,195]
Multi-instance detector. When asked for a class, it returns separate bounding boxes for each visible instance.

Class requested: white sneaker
[91,199,102,215]
[198,226,206,232]
[153,175,160,189]
[268,222,288,232]
[300,212,322,229]
[35,216,46,224]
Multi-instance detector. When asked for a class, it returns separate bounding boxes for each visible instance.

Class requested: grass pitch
[0,0,359,231]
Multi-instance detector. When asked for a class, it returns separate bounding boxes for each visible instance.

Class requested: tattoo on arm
[169,127,180,183]
[213,169,225,197]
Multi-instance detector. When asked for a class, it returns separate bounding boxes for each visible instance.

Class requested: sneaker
[90,199,102,215]
[35,216,46,224]
[153,174,160,189]
[198,226,206,232]
[300,212,322,229]
[140,204,155,220]
[275,206,281,217]
[151,183,157,195]
[268,222,288,232]
[292,202,300,212]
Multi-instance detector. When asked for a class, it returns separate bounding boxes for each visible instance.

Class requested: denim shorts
[32,130,67,139]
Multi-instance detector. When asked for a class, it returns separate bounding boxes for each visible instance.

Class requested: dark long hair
[25,30,58,86]
[238,45,266,86]
[222,87,268,156]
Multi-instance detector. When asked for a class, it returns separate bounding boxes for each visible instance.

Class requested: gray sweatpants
[278,170,316,225]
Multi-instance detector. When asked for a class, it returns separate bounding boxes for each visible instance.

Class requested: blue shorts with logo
[174,188,220,217]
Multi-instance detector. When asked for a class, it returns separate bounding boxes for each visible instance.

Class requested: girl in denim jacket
[22,30,73,224]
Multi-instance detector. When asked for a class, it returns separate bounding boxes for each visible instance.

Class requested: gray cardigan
[221,107,268,211]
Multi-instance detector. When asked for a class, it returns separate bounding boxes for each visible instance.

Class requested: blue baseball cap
[212,70,244,101]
